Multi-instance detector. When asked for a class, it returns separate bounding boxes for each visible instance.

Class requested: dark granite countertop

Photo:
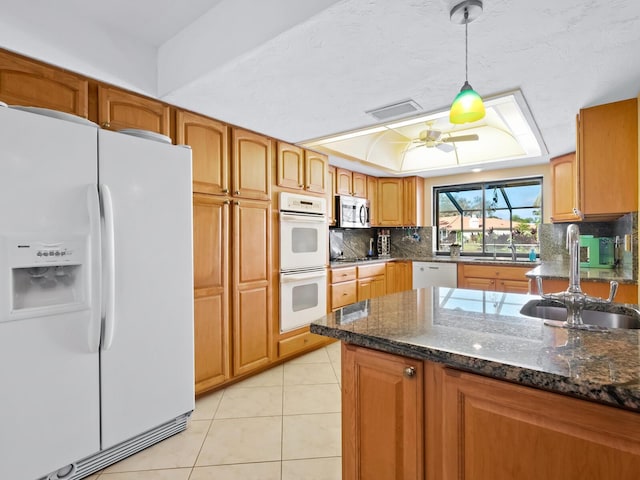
[310,287,640,412]
[526,262,636,285]
[329,256,540,268]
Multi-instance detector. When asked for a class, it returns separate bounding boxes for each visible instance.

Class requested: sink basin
[520,300,640,329]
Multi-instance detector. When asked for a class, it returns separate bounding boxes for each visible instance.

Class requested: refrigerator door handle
[100,183,116,351]
[87,185,102,353]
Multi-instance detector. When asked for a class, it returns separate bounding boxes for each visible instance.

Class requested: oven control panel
[280,192,326,215]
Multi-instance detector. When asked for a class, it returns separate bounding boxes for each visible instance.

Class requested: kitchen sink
[520,299,640,329]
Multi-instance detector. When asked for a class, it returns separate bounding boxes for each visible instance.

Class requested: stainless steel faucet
[536,224,618,329]
[509,238,517,261]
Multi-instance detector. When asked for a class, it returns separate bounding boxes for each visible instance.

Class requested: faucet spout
[566,224,582,293]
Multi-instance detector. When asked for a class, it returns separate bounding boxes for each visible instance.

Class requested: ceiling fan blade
[441,134,479,143]
[436,143,455,153]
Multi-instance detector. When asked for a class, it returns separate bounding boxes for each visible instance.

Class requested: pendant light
[449,0,485,124]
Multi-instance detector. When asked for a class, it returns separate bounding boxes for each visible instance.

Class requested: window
[435,178,542,257]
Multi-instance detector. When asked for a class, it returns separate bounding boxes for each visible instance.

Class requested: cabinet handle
[235,190,240,195]
[342,292,349,296]
[223,200,230,205]
[102,122,111,128]
[404,366,416,378]
[299,184,304,188]
[221,189,229,193]
[234,201,239,205]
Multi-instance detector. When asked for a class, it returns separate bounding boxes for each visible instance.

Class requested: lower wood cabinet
[357,263,386,301]
[436,365,640,480]
[386,261,412,294]
[342,343,423,480]
[458,263,531,293]
[343,344,640,480]
[330,267,357,311]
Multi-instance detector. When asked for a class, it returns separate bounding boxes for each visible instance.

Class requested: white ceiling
[1,0,639,177]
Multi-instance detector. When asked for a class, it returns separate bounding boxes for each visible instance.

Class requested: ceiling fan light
[449,82,485,124]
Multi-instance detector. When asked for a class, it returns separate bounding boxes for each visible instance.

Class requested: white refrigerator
[0,106,194,480]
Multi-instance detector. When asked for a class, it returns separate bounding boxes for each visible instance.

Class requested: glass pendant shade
[449,81,485,124]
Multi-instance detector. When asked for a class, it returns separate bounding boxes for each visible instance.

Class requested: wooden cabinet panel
[367,176,378,226]
[177,111,229,195]
[579,98,638,217]
[304,150,328,194]
[386,261,412,294]
[330,267,357,283]
[193,195,228,290]
[550,152,581,222]
[497,279,530,294]
[98,86,170,135]
[192,194,230,394]
[352,172,367,198]
[403,176,424,226]
[336,168,353,195]
[378,178,403,226]
[276,142,304,190]
[357,276,386,301]
[278,330,328,357]
[438,366,640,480]
[194,293,229,392]
[461,277,495,290]
[459,264,531,292]
[232,128,271,200]
[342,343,423,480]
[0,49,88,117]
[331,281,357,310]
[357,263,386,278]
[232,200,272,375]
[328,165,336,225]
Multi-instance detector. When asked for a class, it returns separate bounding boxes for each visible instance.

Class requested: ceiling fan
[406,128,479,153]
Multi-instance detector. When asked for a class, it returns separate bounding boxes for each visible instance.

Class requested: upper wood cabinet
[328,165,337,225]
[342,343,424,480]
[98,86,170,135]
[0,49,88,117]
[550,152,581,222]
[577,98,638,218]
[276,142,328,194]
[176,111,229,195]
[367,176,378,226]
[378,178,403,226]
[232,128,272,201]
[336,168,367,197]
[403,176,424,226]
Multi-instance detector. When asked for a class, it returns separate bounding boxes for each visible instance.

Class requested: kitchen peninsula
[311,287,640,480]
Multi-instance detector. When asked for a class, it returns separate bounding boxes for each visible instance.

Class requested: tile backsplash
[330,226,434,259]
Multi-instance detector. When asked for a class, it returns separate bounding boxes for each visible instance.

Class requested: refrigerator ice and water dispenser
[6,236,88,319]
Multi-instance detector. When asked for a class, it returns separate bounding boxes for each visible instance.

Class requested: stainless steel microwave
[336,195,370,228]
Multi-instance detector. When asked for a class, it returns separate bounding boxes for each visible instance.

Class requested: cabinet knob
[222,189,229,193]
[102,122,111,128]
[234,201,239,205]
[299,184,304,188]
[235,190,240,195]
[342,292,348,296]
[223,200,230,205]
[404,366,416,378]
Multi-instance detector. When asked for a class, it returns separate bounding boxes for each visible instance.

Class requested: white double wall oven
[279,192,327,333]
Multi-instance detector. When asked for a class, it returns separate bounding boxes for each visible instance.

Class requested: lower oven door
[280,268,327,333]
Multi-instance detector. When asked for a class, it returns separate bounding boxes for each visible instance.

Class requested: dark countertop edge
[310,323,640,412]
[526,264,636,285]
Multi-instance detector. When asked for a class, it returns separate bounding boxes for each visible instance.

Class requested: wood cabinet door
[304,150,328,194]
[330,280,357,310]
[192,195,230,393]
[352,172,367,198]
[403,176,417,226]
[550,152,581,222]
[336,168,353,195]
[0,50,88,117]
[579,98,638,216]
[497,279,530,294]
[328,165,337,225]
[400,261,413,291]
[342,344,424,480]
[232,199,272,375]
[231,128,272,201]
[378,178,403,226]
[439,367,640,480]
[98,86,170,135]
[367,176,378,226]
[276,142,304,190]
[357,278,373,302]
[461,277,496,290]
[177,111,229,195]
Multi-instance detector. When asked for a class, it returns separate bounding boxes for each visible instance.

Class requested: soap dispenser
[529,247,536,262]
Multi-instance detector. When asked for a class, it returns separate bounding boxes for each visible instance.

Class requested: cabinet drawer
[331,281,357,309]
[278,330,328,358]
[462,264,529,281]
[330,267,357,283]
[357,263,386,278]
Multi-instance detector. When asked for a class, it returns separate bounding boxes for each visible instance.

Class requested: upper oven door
[280,212,327,271]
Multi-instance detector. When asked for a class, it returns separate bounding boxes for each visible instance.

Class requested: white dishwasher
[412,262,457,288]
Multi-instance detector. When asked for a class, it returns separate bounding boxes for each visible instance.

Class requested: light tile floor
[86,342,342,480]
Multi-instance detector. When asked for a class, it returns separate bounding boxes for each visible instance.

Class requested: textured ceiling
[1,0,639,177]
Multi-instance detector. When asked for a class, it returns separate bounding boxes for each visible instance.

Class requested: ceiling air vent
[366,99,421,121]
